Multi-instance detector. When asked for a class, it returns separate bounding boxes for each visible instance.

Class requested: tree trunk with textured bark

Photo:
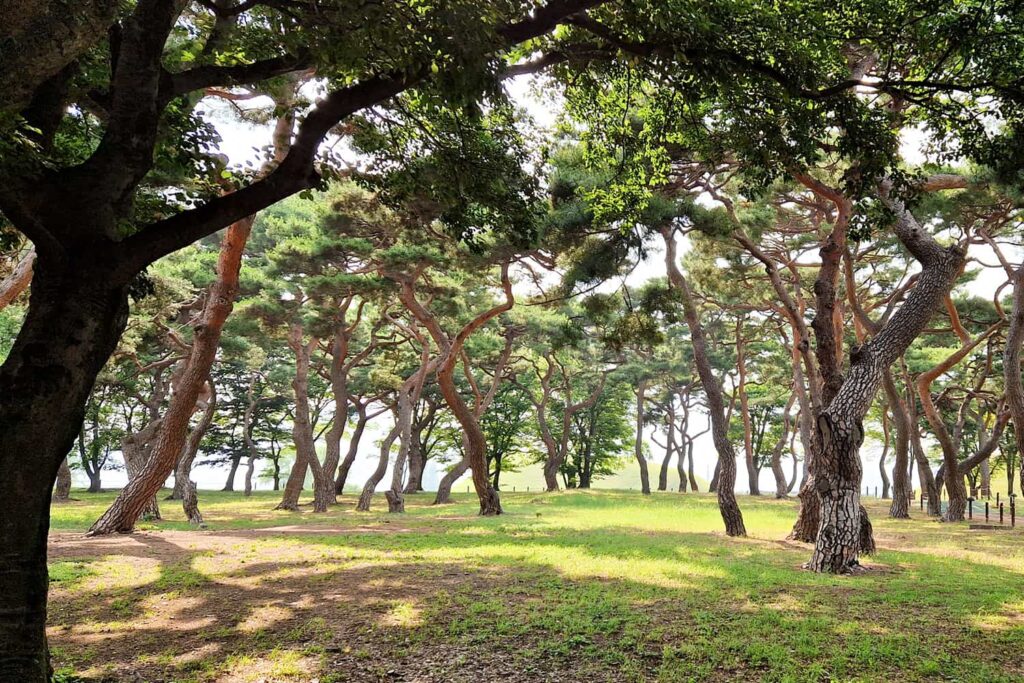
[89,216,255,535]
[53,457,72,502]
[807,185,963,572]
[0,264,129,678]
[662,226,745,536]
[171,381,216,500]
[434,454,470,505]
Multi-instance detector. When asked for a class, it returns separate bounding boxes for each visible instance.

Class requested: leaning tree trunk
[658,421,673,492]
[335,407,369,495]
[736,325,760,495]
[53,457,72,502]
[171,381,216,500]
[687,440,699,492]
[121,422,162,521]
[176,383,216,521]
[663,226,745,536]
[90,217,254,535]
[357,422,400,512]
[0,246,35,309]
[434,453,470,505]
[806,187,963,573]
[634,379,651,495]
[0,262,130,679]
[771,396,795,498]
[878,411,891,499]
[882,371,912,518]
[1003,264,1024,505]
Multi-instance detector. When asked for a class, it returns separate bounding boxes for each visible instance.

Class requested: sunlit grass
[48,489,1024,682]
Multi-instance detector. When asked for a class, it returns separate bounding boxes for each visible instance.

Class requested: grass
[48,489,1024,682]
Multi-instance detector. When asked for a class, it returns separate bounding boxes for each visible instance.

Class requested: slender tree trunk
[660,407,675,491]
[663,226,745,535]
[879,412,891,499]
[175,383,216,521]
[1003,265,1024,505]
[89,217,254,535]
[86,467,102,493]
[736,323,759,495]
[277,450,309,510]
[0,264,129,679]
[687,440,699,492]
[635,379,651,495]
[882,372,912,518]
[336,407,369,495]
[53,457,72,502]
[357,422,400,512]
[771,396,795,498]
[221,453,241,492]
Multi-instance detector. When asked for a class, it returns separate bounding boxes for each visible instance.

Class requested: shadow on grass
[47,513,1024,683]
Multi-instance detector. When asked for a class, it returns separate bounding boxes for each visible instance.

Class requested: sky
[77,73,1013,498]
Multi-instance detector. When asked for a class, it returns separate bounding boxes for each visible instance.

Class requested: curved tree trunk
[89,215,255,535]
[882,371,912,518]
[806,184,963,572]
[663,226,745,536]
[336,406,370,495]
[357,422,400,512]
[878,413,891,499]
[434,454,470,505]
[634,379,651,495]
[174,382,216,520]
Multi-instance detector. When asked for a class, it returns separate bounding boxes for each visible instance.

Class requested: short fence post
[997,492,1000,506]
[1011,494,1017,528]
[920,495,924,511]
[985,501,990,522]
[1000,503,1004,524]
[874,486,878,497]
[968,498,973,520]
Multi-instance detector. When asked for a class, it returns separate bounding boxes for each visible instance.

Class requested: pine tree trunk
[434,454,469,505]
[806,185,963,571]
[53,457,72,502]
[357,422,400,512]
[687,442,699,492]
[663,227,745,536]
[90,217,254,535]
[882,372,912,518]
[335,408,368,495]
[736,325,760,495]
[0,263,129,679]
[221,453,241,492]
[1003,266,1024,507]
[635,379,651,495]
[173,383,216,519]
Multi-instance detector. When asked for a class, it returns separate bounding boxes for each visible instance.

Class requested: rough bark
[434,454,470,505]
[806,184,964,572]
[0,0,120,114]
[662,226,745,536]
[0,266,129,679]
[90,215,254,535]
[53,457,72,502]
[335,403,373,495]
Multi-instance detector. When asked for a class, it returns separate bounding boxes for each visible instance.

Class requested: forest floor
[48,490,1024,683]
